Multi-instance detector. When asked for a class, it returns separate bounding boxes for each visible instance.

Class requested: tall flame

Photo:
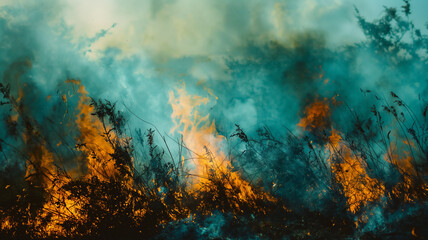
[74,81,131,183]
[328,128,385,213]
[6,79,134,237]
[299,99,384,213]
[168,85,273,204]
[385,141,428,203]
[169,86,222,180]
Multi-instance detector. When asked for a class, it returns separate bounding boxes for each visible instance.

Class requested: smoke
[1,0,426,138]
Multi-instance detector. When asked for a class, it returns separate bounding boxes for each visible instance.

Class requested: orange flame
[74,81,131,182]
[298,99,384,213]
[385,142,428,202]
[297,98,331,131]
[169,86,223,180]
[328,129,385,213]
[7,79,135,237]
[169,85,274,205]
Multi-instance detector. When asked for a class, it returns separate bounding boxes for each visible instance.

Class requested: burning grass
[0,79,427,239]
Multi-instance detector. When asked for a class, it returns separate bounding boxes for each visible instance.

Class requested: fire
[2,79,278,238]
[385,142,428,202]
[24,142,55,190]
[168,85,275,210]
[298,96,428,215]
[2,80,424,238]
[299,99,384,213]
[297,97,331,131]
[328,129,385,213]
[386,142,416,176]
[168,85,219,180]
[74,81,132,183]
[1,79,135,237]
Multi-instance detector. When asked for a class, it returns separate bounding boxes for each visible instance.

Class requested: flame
[298,97,427,213]
[24,142,56,189]
[3,79,135,237]
[299,99,384,213]
[74,81,130,182]
[328,129,385,213]
[3,77,423,237]
[385,142,428,202]
[386,142,416,176]
[169,85,216,179]
[297,97,331,131]
[169,85,274,207]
